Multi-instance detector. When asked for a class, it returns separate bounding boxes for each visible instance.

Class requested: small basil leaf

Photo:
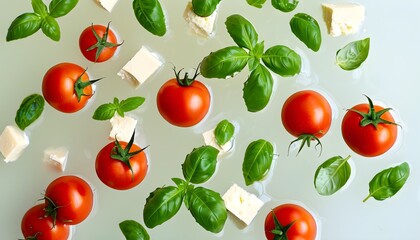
[172,178,187,190]
[251,41,265,58]
[314,155,351,196]
[243,64,273,112]
[272,0,299,13]
[191,0,221,17]
[225,14,258,50]
[290,13,321,52]
[182,146,219,184]
[363,162,410,202]
[200,46,250,78]
[133,0,166,37]
[214,120,235,146]
[119,97,146,112]
[187,187,227,233]
[119,220,150,240]
[262,45,301,77]
[32,0,48,17]
[336,38,370,71]
[6,13,42,41]
[15,94,45,130]
[41,16,60,41]
[49,0,78,18]
[247,0,267,8]
[92,103,117,120]
[242,139,274,185]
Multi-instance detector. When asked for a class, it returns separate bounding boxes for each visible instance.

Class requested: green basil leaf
[262,45,301,77]
[200,46,250,79]
[187,187,227,233]
[15,94,45,130]
[191,0,221,17]
[249,41,264,71]
[32,0,48,17]
[336,38,370,71]
[92,103,117,120]
[132,0,166,37]
[214,120,235,146]
[243,64,273,112]
[143,186,184,228]
[242,139,274,185]
[41,15,60,41]
[290,13,321,52]
[49,0,79,18]
[119,220,150,240]
[6,13,42,41]
[247,0,266,8]
[119,97,146,112]
[363,162,410,202]
[182,146,219,184]
[225,14,258,50]
[314,155,351,196]
[272,0,299,12]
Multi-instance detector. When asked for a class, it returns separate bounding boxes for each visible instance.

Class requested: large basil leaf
[243,64,273,112]
[200,46,250,79]
[363,162,410,202]
[143,186,184,228]
[262,45,301,77]
[32,0,48,17]
[192,0,221,17]
[15,94,45,131]
[182,146,219,184]
[242,139,274,185]
[314,155,351,196]
[290,13,321,52]
[247,0,266,8]
[336,38,370,71]
[133,0,166,37]
[187,187,227,233]
[214,119,235,146]
[119,220,150,240]
[41,15,60,41]
[49,0,79,18]
[6,13,42,41]
[225,14,258,50]
[272,0,299,12]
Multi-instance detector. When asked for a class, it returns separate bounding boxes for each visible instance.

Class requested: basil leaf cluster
[15,94,45,130]
[133,0,166,37]
[92,96,145,120]
[336,38,370,70]
[242,139,274,185]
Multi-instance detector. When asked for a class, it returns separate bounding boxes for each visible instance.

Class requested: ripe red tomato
[79,23,122,62]
[44,175,94,225]
[341,96,398,157]
[264,204,317,240]
[21,204,70,240]
[157,67,211,127]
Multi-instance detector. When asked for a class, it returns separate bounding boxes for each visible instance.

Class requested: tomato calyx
[289,133,322,156]
[86,22,123,62]
[173,64,201,87]
[74,68,102,102]
[269,210,295,240]
[43,195,65,226]
[21,232,40,240]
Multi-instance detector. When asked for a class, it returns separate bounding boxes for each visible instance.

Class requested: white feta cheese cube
[322,3,365,37]
[0,125,29,163]
[222,184,264,225]
[118,46,164,88]
[97,0,119,12]
[43,147,69,172]
[109,115,137,142]
[202,128,233,156]
[183,2,218,37]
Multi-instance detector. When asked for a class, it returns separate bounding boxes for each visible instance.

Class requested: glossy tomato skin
[264,204,317,240]
[281,90,332,138]
[96,141,148,190]
[21,204,70,240]
[341,103,398,157]
[157,78,211,127]
[79,24,119,62]
[42,62,92,113]
[45,175,94,225]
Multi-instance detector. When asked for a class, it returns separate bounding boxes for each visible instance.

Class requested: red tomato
[341,96,398,157]
[44,175,94,225]
[21,204,70,240]
[157,68,211,127]
[42,62,97,113]
[79,23,122,62]
[264,204,317,240]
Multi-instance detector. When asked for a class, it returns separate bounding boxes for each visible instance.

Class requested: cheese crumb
[97,0,119,12]
[322,3,365,37]
[109,115,137,142]
[44,147,69,172]
[0,125,29,163]
[183,2,218,37]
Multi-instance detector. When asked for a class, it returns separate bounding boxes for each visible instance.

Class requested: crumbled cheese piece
[183,2,218,37]
[117,46,164,88]
[0,125,29,163]
[109,115,137,142]
[222,184,264,225]
[43,147,69,172]
[202,128,233,156]
[322,3,365,37]
[97,0,119,12]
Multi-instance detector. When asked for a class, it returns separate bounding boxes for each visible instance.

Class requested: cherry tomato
[21,204,70,240]
[79,23,122,62]
[264,203,317,240]
[341,96,398,157]
[44,175,94,225]
[157,67,211,127]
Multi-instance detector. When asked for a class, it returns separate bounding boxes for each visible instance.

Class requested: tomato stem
[173,63,201,87]
[288,133,322,157]
[86,22,123,62]
[269,210,294,240]
[74,68,103,102]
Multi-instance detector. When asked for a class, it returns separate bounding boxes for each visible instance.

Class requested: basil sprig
[92,96,145,120]
[214,119,235,146]
[242,139,274,185]
[336,38,370,71]
[6,0,78,41]
[314,155,352,196]
[119,220,150,240]
[133,0,166,37]
[272,0,299,12]
[15,94,45,130]
[192,0,221,17]
[290,13,321,52]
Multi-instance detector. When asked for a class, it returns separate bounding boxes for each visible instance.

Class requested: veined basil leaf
[336,38,370,71]
[192,0,221,17]
[41,16,60,41]
[6,13,42,41]
[182,146,219,184]
[272,0,299,12]
[92,103,117,120]
[243,64,273,112]
[187,187,227,233]
[200,46,250,79]
[143,186,184,228]
[119,220,150,240]
[314,155,351,196]
[247,0,266,8]
[363,162,410,202]
[15,94,45,130]
[225,14,258,50]
[120,96,146,113]
[242,139,274,185]
[49,0,79,18]
[133,0,166,37]
[290,13,321,52]
[32,0,48,17]
[214,120,235,146]
[262,45,301,77]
